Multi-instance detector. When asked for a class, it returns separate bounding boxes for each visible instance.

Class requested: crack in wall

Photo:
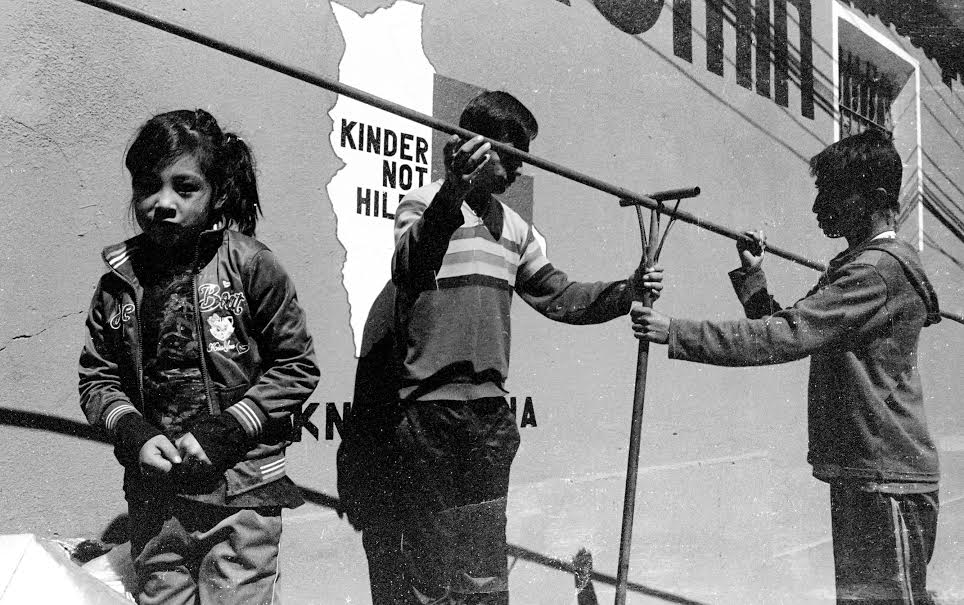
[8,118,85,189]
[0,310,85,353]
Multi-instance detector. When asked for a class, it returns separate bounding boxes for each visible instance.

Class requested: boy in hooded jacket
[632,128,942,604]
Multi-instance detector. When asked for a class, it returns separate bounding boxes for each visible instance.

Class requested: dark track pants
[363,525,408,605]
[395,397,520,605]
[830,484,939,605]
[129,497,283,605]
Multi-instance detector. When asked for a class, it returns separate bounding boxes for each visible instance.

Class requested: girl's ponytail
[219,132,261,237]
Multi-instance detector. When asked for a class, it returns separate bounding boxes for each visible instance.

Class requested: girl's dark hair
[125,109,262,236]
[809,128,903,212]
[459,91,538,151]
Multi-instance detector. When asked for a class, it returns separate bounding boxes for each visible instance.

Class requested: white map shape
[328,1,435,355]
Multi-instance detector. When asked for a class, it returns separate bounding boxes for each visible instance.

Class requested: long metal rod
[73,0,964,324]
[615,333,652,604]
[615,239,657,605]
[67,0,814,264]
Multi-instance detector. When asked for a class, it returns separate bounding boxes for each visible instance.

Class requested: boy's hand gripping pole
[614,187,700,605]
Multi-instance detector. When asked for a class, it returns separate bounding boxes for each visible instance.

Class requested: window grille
[839,49,894,136]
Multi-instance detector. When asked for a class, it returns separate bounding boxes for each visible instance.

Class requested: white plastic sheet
[0,534,131,604]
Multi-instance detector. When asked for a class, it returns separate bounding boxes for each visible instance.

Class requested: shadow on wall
[0,407,109,444]
[297,484,708,605]
[0,406,707,604]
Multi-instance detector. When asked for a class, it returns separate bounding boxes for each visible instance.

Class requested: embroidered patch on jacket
[198,282,250,355]
[108,303,135,329]
[197,283,247,315]
[206,313,249,354]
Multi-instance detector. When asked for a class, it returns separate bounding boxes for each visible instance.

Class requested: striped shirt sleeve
[394,195,429,243]
[516,224,633,325]
[516,225,550,284]
[393,181,465,288]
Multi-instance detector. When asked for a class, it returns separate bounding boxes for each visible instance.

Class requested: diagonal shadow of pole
[296,485,709,605]
[0,410,707,604]
[0,407,109,443]
[502,542,709,605]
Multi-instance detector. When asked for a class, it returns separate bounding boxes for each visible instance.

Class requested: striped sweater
[392,180,633,402]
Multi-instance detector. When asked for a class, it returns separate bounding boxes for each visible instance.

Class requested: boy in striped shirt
[391,90,662,604]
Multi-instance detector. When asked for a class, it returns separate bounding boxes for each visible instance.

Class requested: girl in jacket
[79,109,320,604]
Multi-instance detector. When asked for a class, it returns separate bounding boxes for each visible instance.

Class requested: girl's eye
[175,182,201,196]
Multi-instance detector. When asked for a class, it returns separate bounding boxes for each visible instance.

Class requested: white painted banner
[327,1,435,355]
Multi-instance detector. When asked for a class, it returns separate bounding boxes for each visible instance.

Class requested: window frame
[832,2,923,250]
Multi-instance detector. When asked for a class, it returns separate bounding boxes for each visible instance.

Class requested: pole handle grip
[620,187,701,206]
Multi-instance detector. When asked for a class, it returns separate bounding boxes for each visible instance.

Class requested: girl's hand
[737,230,766,270]
[630,301,671,344]
[138,435,182,475]
[174,433,213,468]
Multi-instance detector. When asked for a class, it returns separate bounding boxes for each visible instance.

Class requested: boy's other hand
[138,435,182,475]
[630,301,670,344]
[737,230,766,270]
[630,264,664,302]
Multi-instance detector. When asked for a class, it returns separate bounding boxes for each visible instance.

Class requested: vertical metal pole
[616,323,654,603]
[615,203,655,604]
[614,289,654,605]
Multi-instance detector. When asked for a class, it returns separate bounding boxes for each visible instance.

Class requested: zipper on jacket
[134,302,144,409]
[191,245,219,416]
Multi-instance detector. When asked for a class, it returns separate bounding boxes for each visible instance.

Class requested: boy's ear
[869,187,893,207]
[213,194,227,211]
[867,187,899,217]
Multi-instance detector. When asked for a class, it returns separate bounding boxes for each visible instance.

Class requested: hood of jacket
[848,237,942,326]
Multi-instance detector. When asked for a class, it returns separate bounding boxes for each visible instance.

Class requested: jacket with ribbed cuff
[79,226,320,499]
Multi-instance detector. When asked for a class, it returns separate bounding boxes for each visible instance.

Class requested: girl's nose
[153,187,178,218]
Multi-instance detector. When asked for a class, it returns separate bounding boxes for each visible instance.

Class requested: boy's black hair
[809,128,903,212]
[125,109,262,236]
[459,91,538,152]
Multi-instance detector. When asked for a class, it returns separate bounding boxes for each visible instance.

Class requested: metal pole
[615,286,655,605]
[615,195,679,604]
[70,0,667,207]
[64,0,817,272]
[72,1,964,316]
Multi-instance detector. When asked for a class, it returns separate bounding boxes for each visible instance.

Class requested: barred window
[839,49,894,135]
[835,5,922,247]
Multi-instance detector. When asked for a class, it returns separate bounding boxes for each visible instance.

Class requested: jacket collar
[101,221,227,285]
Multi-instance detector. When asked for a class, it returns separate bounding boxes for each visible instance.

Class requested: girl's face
[132,154,215,249]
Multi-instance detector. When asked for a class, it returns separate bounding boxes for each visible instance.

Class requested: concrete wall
[1,1,962,602]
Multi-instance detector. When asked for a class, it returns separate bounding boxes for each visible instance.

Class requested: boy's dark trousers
[362,524,408,605]
[128,494,283,605]
[395,397,521,605]
[830,483,939,604]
